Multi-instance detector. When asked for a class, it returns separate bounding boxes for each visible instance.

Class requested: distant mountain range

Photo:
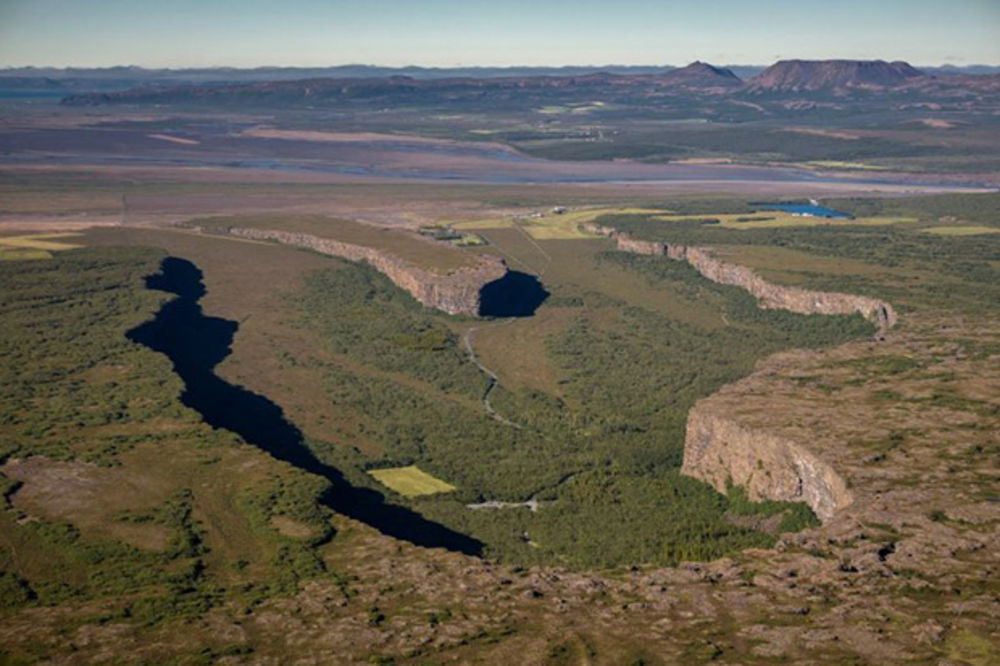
[50,59,1000,109]
[2,61,998,93]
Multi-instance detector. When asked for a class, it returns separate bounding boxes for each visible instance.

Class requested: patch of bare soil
[269,516,315,540]
[918,118,956,128]
[3,457,172,551]
[785,127,862,140]
[0,218,122,232]
[240,127,462,145]
[147,133,200,145]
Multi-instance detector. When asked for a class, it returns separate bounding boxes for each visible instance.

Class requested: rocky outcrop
[583,223,897,333]
[211,226,507,316]
[585,221,896,522]
[682,405,852,522]
[679,245,897,332]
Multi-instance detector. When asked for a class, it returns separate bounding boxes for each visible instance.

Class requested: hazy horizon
[2,60,1000,72]
[1,0,998,69]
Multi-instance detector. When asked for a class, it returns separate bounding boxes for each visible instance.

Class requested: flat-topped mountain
[748,59,925,91]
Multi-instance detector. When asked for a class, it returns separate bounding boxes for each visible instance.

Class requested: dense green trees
[0,249,335,624]
[294,253,868,567]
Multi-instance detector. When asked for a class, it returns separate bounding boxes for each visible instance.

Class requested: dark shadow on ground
[128,256,483,556]
[478,270,549,317]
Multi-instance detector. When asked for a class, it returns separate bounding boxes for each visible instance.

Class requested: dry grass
[0,248,51,261]
[0,232,84,261]
[922,225,1000,236]
[806,160,890,170]
[367,466,456,497]
[202,214,478,272]
[454,207,665,239]
[0,232,84,251]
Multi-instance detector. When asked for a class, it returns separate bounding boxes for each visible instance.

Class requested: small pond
[754,202,852,219]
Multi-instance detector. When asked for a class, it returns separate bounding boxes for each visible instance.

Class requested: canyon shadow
[478,270,549,317]
[127,256,483,556]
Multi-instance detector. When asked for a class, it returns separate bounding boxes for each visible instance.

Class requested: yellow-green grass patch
[922,225,1000,236]
[523,208,665,239]
[0,232,84,251]
[653,212,917,229]
[454,207,664,239]
[806,160,890,171]
[368,465,456,497]
[0,247,53,261]
[451,217,516,230]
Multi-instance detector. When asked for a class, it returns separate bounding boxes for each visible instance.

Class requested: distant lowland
[5,58,1000,182]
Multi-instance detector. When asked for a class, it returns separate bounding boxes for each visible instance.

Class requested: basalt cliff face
[583,223,897,333]
[211,226,507,316]
[582,220,901,523]
[683,405,852,522]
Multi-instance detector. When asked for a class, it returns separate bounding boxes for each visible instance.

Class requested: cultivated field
[368,466,457,497]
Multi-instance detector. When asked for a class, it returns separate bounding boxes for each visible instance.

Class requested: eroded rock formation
[210,226,508,316]
[582,223,897,333]
[682,405,852,522]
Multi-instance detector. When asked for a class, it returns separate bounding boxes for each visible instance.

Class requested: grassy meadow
[368,466,457,497]
[0,232,83,261]
[0,246,343,660]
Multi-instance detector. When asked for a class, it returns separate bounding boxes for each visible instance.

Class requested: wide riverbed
[1,119,990,190]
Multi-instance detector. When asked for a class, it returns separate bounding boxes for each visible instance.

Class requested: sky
[1,0,998,69]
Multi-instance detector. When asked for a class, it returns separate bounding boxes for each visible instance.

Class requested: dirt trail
[463,320,522,429]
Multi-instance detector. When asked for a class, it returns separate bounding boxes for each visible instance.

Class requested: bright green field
[368,465,457,497]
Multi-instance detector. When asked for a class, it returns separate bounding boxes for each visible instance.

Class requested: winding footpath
[463,320,523,429]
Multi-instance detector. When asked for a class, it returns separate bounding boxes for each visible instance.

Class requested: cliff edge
[583,223,897,334]
[683,403,852,522]
[210,226,508,316]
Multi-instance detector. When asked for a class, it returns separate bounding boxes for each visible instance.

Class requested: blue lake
[755,202,852,219]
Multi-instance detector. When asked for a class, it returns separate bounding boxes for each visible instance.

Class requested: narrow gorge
[584,221,899,522]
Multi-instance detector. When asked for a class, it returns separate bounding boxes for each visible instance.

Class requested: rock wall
[679,246,897,331]
[682,405,852,522]
[584,220,892,521]
[583,223,897,333]
[213,226,508,316]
